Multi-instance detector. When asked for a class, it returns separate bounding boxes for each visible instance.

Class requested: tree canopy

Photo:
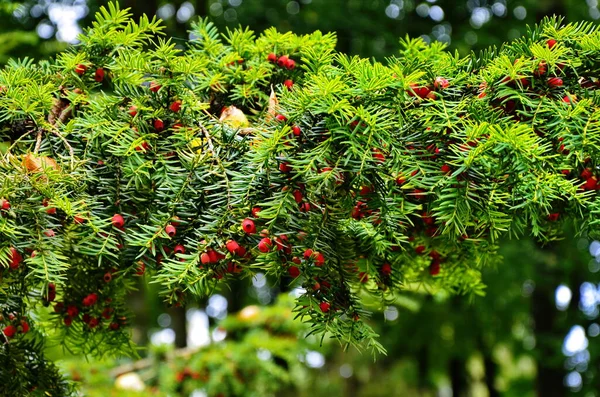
[1,3,600,394]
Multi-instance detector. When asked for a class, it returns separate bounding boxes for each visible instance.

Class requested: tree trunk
[449,357,467,397]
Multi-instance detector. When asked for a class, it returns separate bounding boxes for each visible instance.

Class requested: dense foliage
[1,3,600,394]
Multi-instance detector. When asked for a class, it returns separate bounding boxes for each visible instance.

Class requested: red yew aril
[165,224,176,237]
[293,190,303,203]
[82,293,98,307]
[284,80,294,90]
[358,272,369,283]
[103,272,112,283]
[154,119,165,131]
[319,302,331,313]
[174,244,186,255]
[415,245,426,255]
[267,53,277,63]
[408,84,431,99]
[44,229,55,237]
[66,305,79,318]
[429,261,440,275]
[75,64,87,75]
[64,317,73,327]
[584,177,598,190]
[136,262,146,275]
[547,213,560,222]
[547,39,557,49]
[3,325,16,338]
[279,162,291,173]
[0,198,10,211]
[251,207,261,218]
[94,68,105,82]
[548,77,563,88]
[128,106,138,117]
[8,247,21,270]
[372,148,385,163]
[535,61,547,77]
[200,252,211,265]
[226,240,241,255]
[242,218,256,234]
[292,125,301,136]
[285,58,296,70]
[170,100,182,112]
[288,266,301,277]
[581,169,593,179]
[149,81,161,92]
[277,55,289,67]
[112,214,125,229]
[314,252,325,267]
[441,164,451,174]
[434,77,449,89]
[381,263,392,276]
[303,249,313,260]
[109,322,120,330]
[257,238,272,253]
[275,114,287,122]
[74,214,85,224]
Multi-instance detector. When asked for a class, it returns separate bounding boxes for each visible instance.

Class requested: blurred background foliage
[1,0,600,396]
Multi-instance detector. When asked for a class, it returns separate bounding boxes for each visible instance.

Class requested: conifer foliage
[1,3,600,393]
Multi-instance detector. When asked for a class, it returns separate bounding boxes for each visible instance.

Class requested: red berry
[547,213,560,222]
[207,249,219,263]
[319,302,331,313]
[44,229,55,237]
[396,175,406,185]
[74,214,85,224]
[548,77,563,88]
[20,321,29,334]
[284,80,294,90]
[279,162,291,173]
[285,58,296,70]
[267,53,277,63]
[82,293,98,307]
[165,224,177,237]
[584,177,598,190]
[109,322,120,330]
[415,245,426,255]
[136,261,146,276]
[275,114,287,122]
[3,325,16,338]
[94,68,105,82]
[128,106,138,117]
[547,39,557,49]
[381,263,392,276]
[170,100,182,112]
[251,207,261,218]
[277,55,289,68]
[441,164,451,174]
[434,77,449,89]
[257,238,272,253]
[358,272,369,283]
[200,253,211,265]
[103,272,112,283]
[408,84,431,99]
[154,119,165,132]
[314,252,325,267]
[8,247,21,270]
[242,218,256,234]
[66,305,79,318]
[303,249,313,260]
[293,190,303,203]
[64,317,73,327]
[226,240,241,255]
[150,81,161,92]
[174,244,185,255]
[292,125,301,136]
[0,198,10,211]
[112,214,125,229]
[88,317,99,328]
[429,261,440,275]
[372,148,385,163]
[75,64,87,75]
[102,307,113,319]
[581,169,593,179]
[535,61,547,77]
[288,266,300,277]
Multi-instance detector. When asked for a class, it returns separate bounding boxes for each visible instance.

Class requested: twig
[34,129,42,154]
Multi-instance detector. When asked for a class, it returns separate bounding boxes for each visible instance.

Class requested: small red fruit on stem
[112,214,125,229]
